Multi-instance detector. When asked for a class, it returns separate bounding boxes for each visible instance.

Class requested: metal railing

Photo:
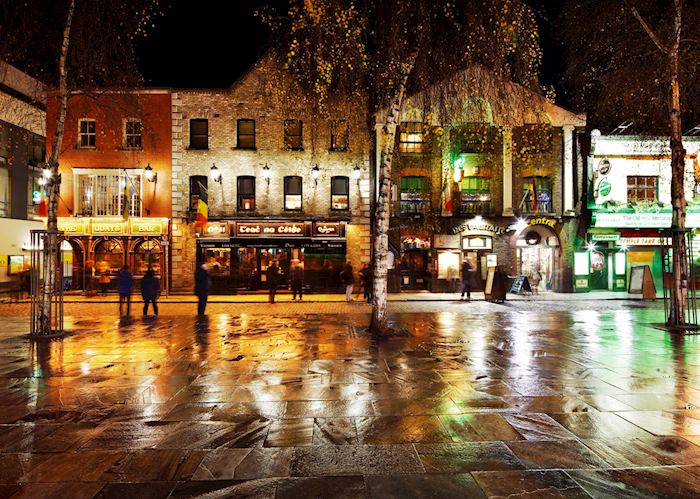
[661,228,698,329]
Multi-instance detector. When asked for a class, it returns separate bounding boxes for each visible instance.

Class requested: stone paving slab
[0,304,695,497]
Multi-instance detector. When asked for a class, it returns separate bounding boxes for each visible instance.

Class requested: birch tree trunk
[667,0,688,326]
[370,54,417,336]
[38,0,74,335]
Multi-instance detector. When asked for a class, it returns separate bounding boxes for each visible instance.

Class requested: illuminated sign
[451,220,506,235]
[590,233,620,241]
[205,223,228,236]
[130,220,164,236]
[616,237,666,246]
[57,219,86,235]
[529,217,557,228]
[235,222,306,237]
[594,212,700,228]
[312,222,343,237]
[91,222,126,236]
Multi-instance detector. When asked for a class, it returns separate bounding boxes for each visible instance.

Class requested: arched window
[134,239,162,275]
[94,239,123,276]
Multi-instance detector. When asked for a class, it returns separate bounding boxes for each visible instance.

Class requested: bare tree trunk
[38,0,74,335]
[668,0,687,326]
[370,53,417,337]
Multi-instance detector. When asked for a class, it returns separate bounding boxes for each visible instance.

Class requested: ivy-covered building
[375,70,586,293]
[580,130,700,293]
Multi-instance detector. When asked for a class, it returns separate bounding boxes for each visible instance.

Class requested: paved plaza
[0,301,698,497]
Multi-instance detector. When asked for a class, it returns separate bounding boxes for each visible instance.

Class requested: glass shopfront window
[94,239,124,278]
[134,239,162,276]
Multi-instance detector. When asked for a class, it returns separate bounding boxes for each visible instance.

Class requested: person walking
[291,264,304,301]
[461,258,473,300]
[195,263,212,315]
[267,262,279,304]
[140,268,160,317]
[340,263,354,302]
[530,268,541,295]
[117,265,134,316]
[98,271,110,295]
[360,263,373,303]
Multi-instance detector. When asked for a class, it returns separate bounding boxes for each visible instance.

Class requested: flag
[122,170,136,220]
[195,181,208,228]
[530,177,538,212]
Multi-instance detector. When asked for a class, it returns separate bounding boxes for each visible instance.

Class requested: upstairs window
[521,176,552,214]
[284,176,303,210]
[75,170,141,217]
[331,176,349,210]
[399,122,427,154]
[189,119,208,149]
[330,120,349,151]
[237,119,255,149]
[78,119,96,148]
[284,119,303,150]
[461,177,492,214]
[627,176,658,203]
[189,175,207,211]
[400,176,428,216]
[124,119,142,149]
[237,176,256,211]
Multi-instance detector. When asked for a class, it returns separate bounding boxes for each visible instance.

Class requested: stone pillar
[502,126,513,216]
[563,125,575,215]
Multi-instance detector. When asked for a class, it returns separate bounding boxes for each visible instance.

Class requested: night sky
[136,0,287,89]
[137,0,569,106]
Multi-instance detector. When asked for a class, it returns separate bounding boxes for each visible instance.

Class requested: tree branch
[628,4,668,54]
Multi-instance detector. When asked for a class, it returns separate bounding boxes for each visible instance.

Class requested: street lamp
[352,165,361,184]
[144,163,157,183]
[262,163,270,185]
[311,164,320,185]
[210,163,222,183]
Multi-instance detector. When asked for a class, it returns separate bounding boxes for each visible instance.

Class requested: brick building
[170,57,371,293]
[47,90,172,292]
[376,71,586,293]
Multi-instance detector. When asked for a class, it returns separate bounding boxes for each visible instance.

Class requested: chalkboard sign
[509,275,532,294]
[629,265,656,300]
[485,267,495,296]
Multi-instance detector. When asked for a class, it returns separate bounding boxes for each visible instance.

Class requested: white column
[502,126,513,216]
[563,125,575,214]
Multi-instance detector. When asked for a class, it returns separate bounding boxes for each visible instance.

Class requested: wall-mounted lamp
[144,163,157,183]
[210,163,222,183]
[311,164,320,185]
[262,163,270,185]
[352,165,361,184]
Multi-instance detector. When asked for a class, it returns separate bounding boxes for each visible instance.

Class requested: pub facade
[169,56,371,293]
[46,90,173,291]
[376,71,587,293]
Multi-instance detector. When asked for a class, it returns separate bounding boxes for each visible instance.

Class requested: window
[521,176,552,214]
[399,122,427,154]
[237,119,256,149]
[237,176,255,210]
[284,119,303,150]
[627,176,658,203]
[0,159,8,217]
[330,120,349,151]
[78,119,96,148]
[189,119,208,149]
[75,170,141,217]
[284,176,303,210]
[27,165,43,214]
[189,175,207,211]
[124,119,142,149]
[331,176,349,210]
[461,176,492,214]
[400,176,428,215]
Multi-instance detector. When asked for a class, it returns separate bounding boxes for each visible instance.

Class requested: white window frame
[73,168,143,217]
[123,118,143,150]
[78,119,96,149]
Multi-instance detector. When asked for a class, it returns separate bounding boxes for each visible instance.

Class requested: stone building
[376,69,586,293]
[170,57,371,293]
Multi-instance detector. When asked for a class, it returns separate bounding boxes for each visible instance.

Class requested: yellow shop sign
[90,221,126,236]
[529,217,556,228]
[130,220,163,236]
[57,218,86,235]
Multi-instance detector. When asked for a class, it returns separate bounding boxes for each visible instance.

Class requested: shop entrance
[589,249,609,290]
[516,227,560,292]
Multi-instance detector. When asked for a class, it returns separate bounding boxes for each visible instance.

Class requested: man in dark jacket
[140,268,160,317]
[267,262,280,303]
[461,258,474,300]
[291,264,304,301]
[194,263,212,315]
[360,263,373,303]
[117,265,134,316]
[340,263,354,302]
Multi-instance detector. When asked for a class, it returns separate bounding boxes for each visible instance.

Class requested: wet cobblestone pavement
[0,303,698,497]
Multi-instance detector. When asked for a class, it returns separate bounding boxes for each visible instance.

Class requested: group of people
[116,266,161,317]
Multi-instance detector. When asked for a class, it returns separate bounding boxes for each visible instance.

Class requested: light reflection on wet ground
[0,303,698,497]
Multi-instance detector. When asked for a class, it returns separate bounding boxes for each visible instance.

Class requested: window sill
[330,208,350,213]
[118,147,143,152]
[186,146,209,151]
[283,148,304,152]
[234,146,257,151]
[75,146,97,151]
[329,148,350,153]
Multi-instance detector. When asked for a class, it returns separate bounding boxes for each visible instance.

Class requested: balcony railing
[460,200,493,215]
